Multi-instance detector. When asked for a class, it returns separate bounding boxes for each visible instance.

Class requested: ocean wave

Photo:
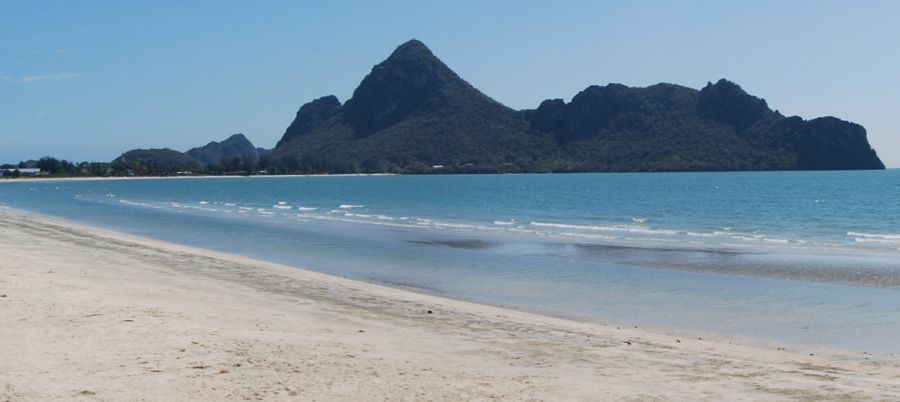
[295,212,421,229]
[529,221,681,236]
[523,221,816,247]
[101,195,899,254]
[556,231,619,241]
[432,222,481,229]
[729,235,761,241]
[118,199,165,210]
[847,231,900,241]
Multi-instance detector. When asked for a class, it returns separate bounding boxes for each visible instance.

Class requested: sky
[1,0,898,167]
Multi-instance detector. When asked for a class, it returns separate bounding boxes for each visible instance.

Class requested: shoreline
[0,173,398,184]
[2,167,897,185]
[7,206,900,349]
[2,206,899,400]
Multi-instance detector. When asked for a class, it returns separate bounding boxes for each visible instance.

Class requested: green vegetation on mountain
[111,148,199,175]
[109,134,262,176]
[267,39,884,174]
[187,133,260,165]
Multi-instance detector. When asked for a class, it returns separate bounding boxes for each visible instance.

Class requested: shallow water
[2,171,898,353]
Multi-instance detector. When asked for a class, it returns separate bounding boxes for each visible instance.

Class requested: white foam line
[530,221,681,236]
[295,213,421,229]
[433,222,480,229]
[848,231,900,240]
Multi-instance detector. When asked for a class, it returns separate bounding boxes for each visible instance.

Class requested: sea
[2,171,899,354]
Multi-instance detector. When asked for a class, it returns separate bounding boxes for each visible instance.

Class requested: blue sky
[2,0,898,166]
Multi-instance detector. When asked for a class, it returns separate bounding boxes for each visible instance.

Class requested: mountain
[187,133,259,165]
[276,96,341,147]
[111,148,199,173]
[269,39,539,173]
[267,40,883,173]
[527,80,884,171]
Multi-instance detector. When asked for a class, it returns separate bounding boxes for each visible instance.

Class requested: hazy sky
[2,0,898,166]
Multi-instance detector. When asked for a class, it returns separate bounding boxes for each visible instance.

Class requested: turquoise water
[2,171,899,353]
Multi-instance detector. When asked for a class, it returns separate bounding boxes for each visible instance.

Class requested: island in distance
[112,39,884,175]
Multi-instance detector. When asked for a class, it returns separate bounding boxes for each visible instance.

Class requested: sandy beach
[1,206,898,401]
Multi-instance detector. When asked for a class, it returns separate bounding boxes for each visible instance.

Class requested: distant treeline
[0,156,489,178]
[2,156,252,177]
[1,155,392,178]
[3,154,526,178]
[2,158,112,177]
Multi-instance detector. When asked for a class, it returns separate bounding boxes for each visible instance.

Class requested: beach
[1,206,898,401]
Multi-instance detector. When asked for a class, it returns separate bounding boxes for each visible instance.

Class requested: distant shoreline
[0,172,398,183]
[3,168,899,184]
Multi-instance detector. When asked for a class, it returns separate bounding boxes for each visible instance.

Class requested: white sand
[1,207,897,401]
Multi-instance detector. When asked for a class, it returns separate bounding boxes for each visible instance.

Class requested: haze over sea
[2,171,899,354]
